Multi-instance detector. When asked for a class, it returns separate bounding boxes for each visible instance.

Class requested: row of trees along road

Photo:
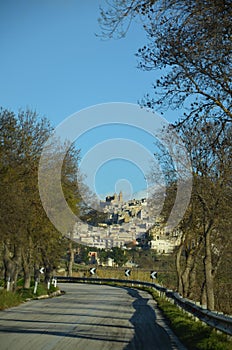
[99,0,232,312]
[151,120,232,312]
[0,108,82,290]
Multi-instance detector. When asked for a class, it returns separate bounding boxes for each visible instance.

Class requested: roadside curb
[35,290,63,299]
[24,289,64,302]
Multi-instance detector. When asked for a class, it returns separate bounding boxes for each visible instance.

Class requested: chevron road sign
[89,267,96,275]
[150,271,158,279]
[125,269,131,277]
[39,267,45,274]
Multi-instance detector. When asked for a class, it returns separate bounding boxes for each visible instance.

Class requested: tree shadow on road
[124,288,173,350]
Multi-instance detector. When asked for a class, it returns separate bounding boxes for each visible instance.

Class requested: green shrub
[35,283,48,296]
[0,289,22,310]
[0,279,4,287]
[17,287,34,300]
[48,284,59,294]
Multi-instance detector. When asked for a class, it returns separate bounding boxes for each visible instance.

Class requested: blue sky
[0,0,181,199]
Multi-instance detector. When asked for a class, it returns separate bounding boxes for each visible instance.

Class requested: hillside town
[73,191,181,254]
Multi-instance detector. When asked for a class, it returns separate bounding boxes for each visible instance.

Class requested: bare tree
[148,117,231,310]
[99,1,232,124]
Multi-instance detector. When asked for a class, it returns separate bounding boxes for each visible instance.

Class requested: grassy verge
[0,283,60,310]
[143,287,232,350]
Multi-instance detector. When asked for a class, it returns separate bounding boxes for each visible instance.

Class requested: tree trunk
[3,243,16,291]
[11,245,21,291]
[204,231,215,310]
[188,264,197,300]
[21,246,32,289]
[23,267,31,289]
[181,251,195,298]
[34,262,40,281]
[44,266,52,284]
[68,234,74,277]
[200,280,207,307]
[175,243,184,295]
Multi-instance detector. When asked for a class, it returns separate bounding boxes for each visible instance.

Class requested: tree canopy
[99,0,232,124]
[0,108,82,289]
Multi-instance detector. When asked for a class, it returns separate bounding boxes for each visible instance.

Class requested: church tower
[118,191,123,203]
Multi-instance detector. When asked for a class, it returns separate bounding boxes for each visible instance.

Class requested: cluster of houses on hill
[73,192,181,254]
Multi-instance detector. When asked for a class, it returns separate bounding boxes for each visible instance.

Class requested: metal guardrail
[55,276,232,336]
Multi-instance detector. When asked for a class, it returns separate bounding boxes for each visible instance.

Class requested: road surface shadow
[124,288,173,350]
[0,325,130,344]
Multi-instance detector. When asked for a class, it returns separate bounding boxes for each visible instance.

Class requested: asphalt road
[0,283,184,350]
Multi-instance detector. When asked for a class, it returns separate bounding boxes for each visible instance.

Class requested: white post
[47,281,50,290]
[34,279,38,294]
[54,278,57,288]
[6,277,10,292]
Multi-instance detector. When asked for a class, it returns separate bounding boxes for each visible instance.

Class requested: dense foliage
[0,108,81,290]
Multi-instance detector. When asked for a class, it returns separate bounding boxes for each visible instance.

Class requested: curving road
[0,283,185,350]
